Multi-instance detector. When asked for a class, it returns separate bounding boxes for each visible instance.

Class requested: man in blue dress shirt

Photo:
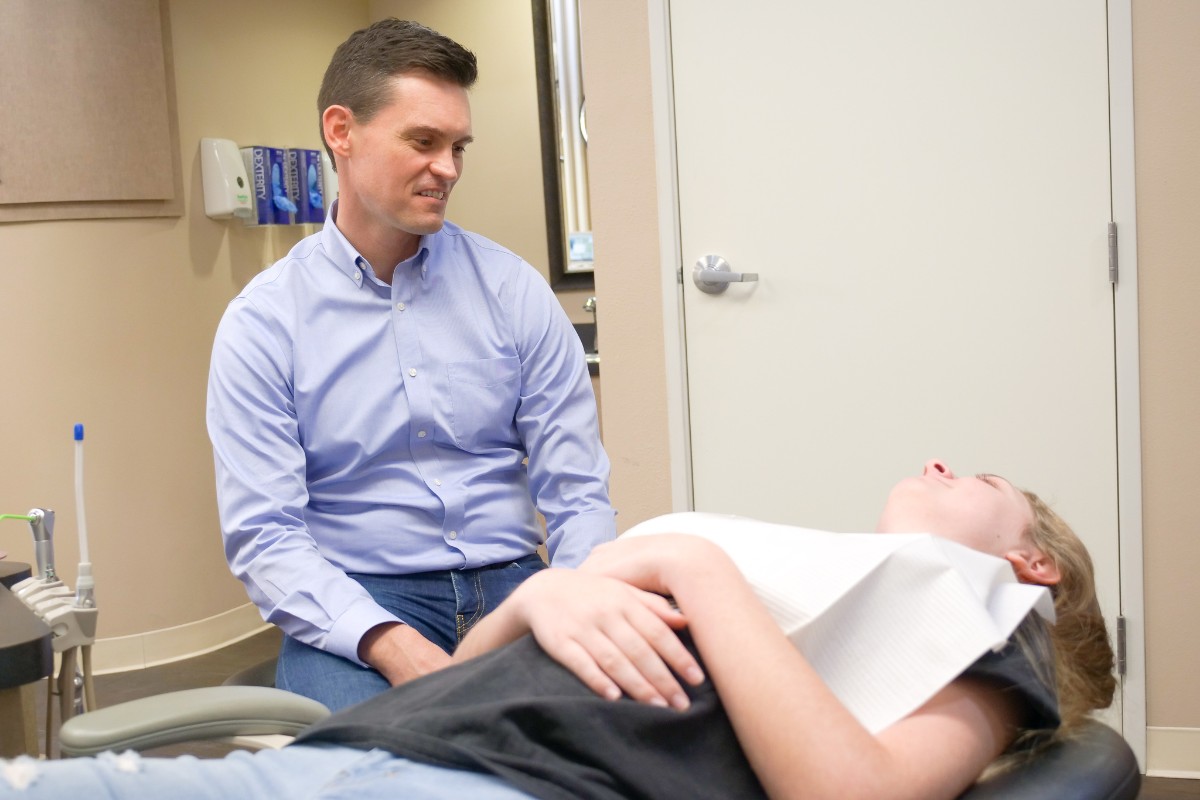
[206,19,616,710]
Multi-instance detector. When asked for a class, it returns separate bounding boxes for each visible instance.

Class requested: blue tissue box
[286,148,327,225]
[240,146,294,225]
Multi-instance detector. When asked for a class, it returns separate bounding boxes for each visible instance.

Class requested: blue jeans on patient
[0,746,537,799]
[276,555,546,710]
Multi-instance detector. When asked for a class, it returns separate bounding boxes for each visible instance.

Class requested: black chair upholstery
[958,720,1140,800]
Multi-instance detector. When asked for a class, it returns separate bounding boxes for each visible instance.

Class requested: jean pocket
[446,356,521,452]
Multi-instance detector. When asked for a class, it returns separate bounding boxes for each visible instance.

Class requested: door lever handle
[693,255,759,294]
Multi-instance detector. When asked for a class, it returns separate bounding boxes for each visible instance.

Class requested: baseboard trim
[1147,726,1200,779]
[89,603,269,674]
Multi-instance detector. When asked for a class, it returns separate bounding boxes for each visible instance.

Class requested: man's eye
[453,144,467,155]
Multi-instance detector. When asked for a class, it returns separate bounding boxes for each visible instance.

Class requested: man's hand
[358,622,452,686]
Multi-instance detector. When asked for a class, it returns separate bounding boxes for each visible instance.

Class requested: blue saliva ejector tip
[74,423,84,441]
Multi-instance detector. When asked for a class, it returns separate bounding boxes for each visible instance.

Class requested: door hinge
[1108,222,1119,285]
[1116,615,1127,676]
[677,265,684,285]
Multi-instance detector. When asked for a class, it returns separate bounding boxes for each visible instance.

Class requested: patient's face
[876,459,1034,558]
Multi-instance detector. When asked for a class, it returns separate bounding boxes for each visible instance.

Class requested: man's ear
[1005,550,1061,586]
[322,105,354,160]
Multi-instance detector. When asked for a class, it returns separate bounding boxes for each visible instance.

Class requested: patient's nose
[923,459,955,478]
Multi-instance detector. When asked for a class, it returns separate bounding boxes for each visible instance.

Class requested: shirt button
[396,302,406,311]
[408,368,417,377]
[434,479,442,486]
[353,271,362,282]
[417,430,427,439]
[448,531,458,540]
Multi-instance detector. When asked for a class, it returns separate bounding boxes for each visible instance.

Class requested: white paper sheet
[624,512,1055,733]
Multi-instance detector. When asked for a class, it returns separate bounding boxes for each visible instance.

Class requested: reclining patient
[0,459,1115,800]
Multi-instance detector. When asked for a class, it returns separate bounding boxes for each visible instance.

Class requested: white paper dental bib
[624,512,1055,734]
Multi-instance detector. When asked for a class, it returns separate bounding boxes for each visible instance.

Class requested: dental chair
[59,657,328,756]
[960,721,1140,799]
[59,664,1140,800]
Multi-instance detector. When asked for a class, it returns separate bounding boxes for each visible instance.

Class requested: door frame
[644,0,1147,766]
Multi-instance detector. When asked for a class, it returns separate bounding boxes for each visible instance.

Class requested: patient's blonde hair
[1020,489,1116,731]
[979,490,1116,782]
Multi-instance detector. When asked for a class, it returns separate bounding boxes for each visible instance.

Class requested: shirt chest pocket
[446,356,522,452]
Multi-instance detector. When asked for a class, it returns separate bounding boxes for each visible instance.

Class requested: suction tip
[74,423,84,441]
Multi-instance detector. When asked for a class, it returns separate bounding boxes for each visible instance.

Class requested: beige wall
[0,0,369,645]
[579,0,1200,761]
[369,0,596,325]
[1133,1,1200,729]
[0,0,588,660]
[577,2,676,528]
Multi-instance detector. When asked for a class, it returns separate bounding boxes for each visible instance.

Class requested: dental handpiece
[28,507,57,581]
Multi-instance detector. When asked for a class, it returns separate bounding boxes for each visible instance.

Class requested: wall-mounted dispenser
[241,145,295,226]
[199,138,253,220]
[286,149,326,225]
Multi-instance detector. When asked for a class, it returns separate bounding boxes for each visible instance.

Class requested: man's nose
[430,150,459,180]
[923,459,954,479]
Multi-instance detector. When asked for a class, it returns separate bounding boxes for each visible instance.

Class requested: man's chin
[406,216,447,235]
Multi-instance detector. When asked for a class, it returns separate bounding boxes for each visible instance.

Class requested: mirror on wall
[532,0,593,287]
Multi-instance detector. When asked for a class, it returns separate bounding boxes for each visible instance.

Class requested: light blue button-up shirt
[207,206,615,663]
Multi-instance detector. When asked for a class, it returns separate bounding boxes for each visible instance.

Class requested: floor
[30,630,1200,798]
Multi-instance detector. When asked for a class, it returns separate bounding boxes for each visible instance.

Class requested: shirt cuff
[547,509,618,568]
[325,596,406,668]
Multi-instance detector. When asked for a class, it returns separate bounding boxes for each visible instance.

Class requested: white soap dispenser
[200,138,253,219]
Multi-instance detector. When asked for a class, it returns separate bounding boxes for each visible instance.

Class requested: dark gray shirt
[297,616,1059,800]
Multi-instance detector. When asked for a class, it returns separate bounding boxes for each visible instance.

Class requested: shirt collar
[320,200,434,284]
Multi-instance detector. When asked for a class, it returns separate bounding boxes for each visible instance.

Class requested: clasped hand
[512,534,723,710]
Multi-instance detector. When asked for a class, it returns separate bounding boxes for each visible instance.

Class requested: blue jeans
[0,746,537,799]
[276,555,546,710]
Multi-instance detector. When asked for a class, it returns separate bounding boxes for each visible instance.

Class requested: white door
[671,2,1122,719]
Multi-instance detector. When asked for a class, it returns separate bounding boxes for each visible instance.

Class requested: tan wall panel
[0,0,175,205]
[1133,0,1200,728]
[578,0,675,529]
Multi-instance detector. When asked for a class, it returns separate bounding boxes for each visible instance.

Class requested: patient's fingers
[584,603,699,709]
[623,590,705,685]
[548,615,687,708]
[546,637,624,702]
[524,575,704,709]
